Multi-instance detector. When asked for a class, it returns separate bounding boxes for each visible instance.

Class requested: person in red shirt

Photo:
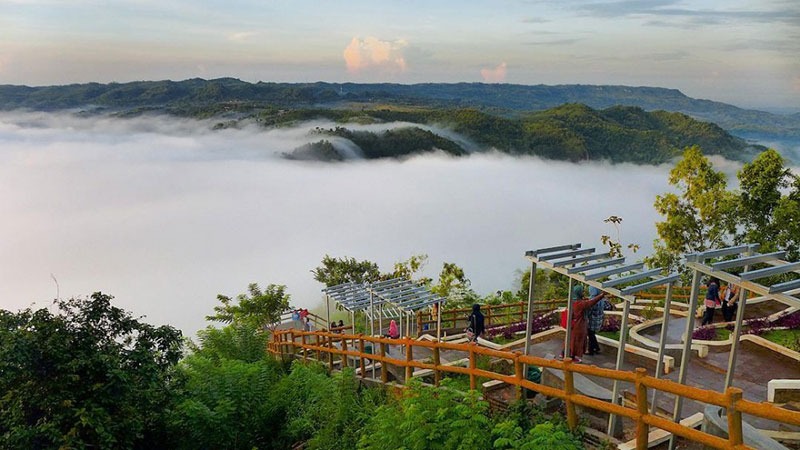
[568,285,608,363]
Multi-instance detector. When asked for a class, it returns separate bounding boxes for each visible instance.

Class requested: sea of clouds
[0,112,780,337]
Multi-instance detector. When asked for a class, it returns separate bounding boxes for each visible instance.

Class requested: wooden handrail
[269,329,800,450]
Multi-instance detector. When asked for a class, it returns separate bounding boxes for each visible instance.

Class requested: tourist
[467,304,485,343]
[586,286,613,355]
[701,277,721,325]
[721,283,740,322]
[386,319,399,339]
[568,285,607,363]
[303,316,311,332]
[338,319,344,329]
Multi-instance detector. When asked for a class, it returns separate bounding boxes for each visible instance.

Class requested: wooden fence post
[301,334,307,361]
[359,335,366,378]
[519,303,525,322]
[380,341,388,384]
[288,331,295,359]
[328,334,334,371]
[726,387,744,448]
[514,352,523,400]
[315,334,321,360]
[469,346,477,391]
[341,336,349,369]
[563,359,578,431]
[433,346,441,387]
[405,339,413,383]
[635,368,649,450]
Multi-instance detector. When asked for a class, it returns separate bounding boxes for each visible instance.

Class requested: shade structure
[669,244,800,450]
[323,278,446,338]
[524,243,678,436]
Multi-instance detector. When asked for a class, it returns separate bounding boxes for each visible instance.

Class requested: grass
[760,329,800,352]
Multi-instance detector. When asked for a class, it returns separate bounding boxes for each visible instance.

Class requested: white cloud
[343,36,408,74]
[227,31,259,42]
[480,62,507,83]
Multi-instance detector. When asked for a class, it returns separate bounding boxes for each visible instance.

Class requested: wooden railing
[417,300,567,332]
[268,329,800,450]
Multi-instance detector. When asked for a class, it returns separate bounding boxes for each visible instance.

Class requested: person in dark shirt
[467,304,485,343]
[701,277,721,325]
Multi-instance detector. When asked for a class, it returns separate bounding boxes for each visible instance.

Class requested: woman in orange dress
[569,285,608,363]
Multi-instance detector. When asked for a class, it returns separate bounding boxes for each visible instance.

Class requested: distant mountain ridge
[1,78,798,140]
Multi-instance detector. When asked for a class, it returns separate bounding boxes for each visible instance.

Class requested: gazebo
[322,277,446,340]
[524,243,678,435]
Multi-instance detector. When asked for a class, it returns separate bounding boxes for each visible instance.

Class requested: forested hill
[1,78,798,139]
[279,104,759,163]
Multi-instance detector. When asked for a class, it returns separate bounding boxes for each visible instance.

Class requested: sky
[1,0,799,109]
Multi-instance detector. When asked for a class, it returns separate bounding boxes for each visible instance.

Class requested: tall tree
[207,283,291,333]
[736,149,800,259]
[391,253,432,284]
[0,293,182,449]
[647,146,736,274]
[311,255,382,287]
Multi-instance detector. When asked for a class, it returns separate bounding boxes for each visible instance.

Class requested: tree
[647,146,736,274]
[736,149,800,260]
[0,293,183,449]
[391,253,432,284]
[207,283,291,333]
[432,262,478,308]
[311,255,382,287]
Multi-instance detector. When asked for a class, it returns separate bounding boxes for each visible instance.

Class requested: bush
[691,326,717,340]
[777,311,800,330]
[601,316,620,333]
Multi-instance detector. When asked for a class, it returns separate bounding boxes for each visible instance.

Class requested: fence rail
[269,329,800,450]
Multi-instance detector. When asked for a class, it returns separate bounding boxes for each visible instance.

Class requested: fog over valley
[0,112,783,336]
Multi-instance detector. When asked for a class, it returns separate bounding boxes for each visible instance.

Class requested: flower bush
[485,313,555,340]
[601,316,620,333]
[691,326,717,340]
[776,311,800,330]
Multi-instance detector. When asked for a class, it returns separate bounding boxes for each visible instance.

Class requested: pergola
[323,277,446,340]
[525,243,679,435]
[670,244,800,449]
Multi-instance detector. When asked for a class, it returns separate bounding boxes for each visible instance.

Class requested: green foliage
[207,283,291,333]
[0,293,183,450]
[516,268,570,301]
[358,381,493,450]
[188,322,271,363]
[392,253,432,284]
[736,149,800,261]
[647,146,736,275]
[172,355,285,450]
[312,254,382,287]
[433,262,479,308]
[315,126,466,158]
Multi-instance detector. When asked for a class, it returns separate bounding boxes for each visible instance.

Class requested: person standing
[721,283,740,322]
[467,304,485,343]
[568,285,607,363]
[586,286,613,355]
[701,277,721,326]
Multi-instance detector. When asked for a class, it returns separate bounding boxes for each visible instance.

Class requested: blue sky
[1,0,799,108]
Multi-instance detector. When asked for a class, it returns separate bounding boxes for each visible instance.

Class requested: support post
[436,302,442,342]
[608,297,631,436]
[523,261,537,359]
[326,294,331,331]
[405,338,413,383]
[514,352,523,400]
[469,345,476,391]
[328,333,334,371]
[669,269,702,450]
[726,387,744,447]
[380,341,388,383]
[359,335,366,378]
[341,336,349,369]
[724,252,750,391]
[564,278,574,359]
[301,334,307,361]
[564,359,578,431]
[433,346,441,386]
[651,282,674,414]
[315,333,321,360]
[635,368,649,450]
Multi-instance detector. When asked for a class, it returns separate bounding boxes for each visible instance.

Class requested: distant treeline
[2,78,799,138]
[281,104,760,163]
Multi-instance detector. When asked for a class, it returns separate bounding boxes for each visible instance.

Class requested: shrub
[745,317,771,336]
[691,326,717,340]
[601,316,620,333]
[777,311,800,330]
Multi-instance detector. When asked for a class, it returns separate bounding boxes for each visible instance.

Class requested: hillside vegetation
[0,78,769,163]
